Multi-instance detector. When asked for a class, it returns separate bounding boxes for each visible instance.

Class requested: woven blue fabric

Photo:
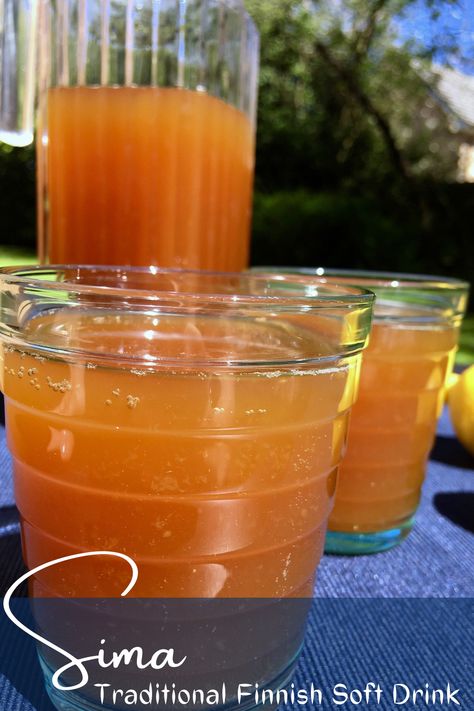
[0,599,473,711]
[0,407,473,710]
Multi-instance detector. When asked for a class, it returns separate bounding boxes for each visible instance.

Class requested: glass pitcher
[0,0,37,146]
[1,0,259,270]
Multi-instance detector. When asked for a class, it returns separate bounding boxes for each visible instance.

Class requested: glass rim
[250,266,469,326]
[0,265,374,369]
[268,267,470,293]
[0,265,376,310]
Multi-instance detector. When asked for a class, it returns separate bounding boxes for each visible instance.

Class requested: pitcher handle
[0,0,38,146]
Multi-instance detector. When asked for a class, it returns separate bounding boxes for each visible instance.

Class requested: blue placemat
[316,409,474,598]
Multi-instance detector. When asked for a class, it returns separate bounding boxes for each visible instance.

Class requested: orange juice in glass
[0,267,373,710]
[266,269,469,554]
[37,0,259,270]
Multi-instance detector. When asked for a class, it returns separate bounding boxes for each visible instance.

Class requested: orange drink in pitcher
[44,87,254,270]
[37,0,259,270]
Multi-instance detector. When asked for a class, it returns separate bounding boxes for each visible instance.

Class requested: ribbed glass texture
[37,0,260,270]
[41,0,259,121]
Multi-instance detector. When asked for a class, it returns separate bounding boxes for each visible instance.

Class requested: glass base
[41,654,299,711]
[325,519,414,555]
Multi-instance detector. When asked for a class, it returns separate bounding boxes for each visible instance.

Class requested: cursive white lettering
[3,551,186,692]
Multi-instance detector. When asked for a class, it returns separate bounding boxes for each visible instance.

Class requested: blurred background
[0,0,473,360]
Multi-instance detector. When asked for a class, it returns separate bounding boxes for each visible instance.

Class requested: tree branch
[353,0,390,60]
[315,40,412,182]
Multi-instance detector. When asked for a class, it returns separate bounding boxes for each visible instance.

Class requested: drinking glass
[0,266,373,710]
[0,267,374,596]
[36,0,259,269]
[255,268,469,554]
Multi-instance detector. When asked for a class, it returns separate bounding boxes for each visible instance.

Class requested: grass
[458,314,474,366]
[0,247,36,267]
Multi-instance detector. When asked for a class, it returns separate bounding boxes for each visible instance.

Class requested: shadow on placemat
[431,435,474,470]
[0,601,55,710]
[0,510,27,597]
[434,492,474,534]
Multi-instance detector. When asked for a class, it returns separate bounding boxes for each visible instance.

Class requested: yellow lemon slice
[447,365,474,457]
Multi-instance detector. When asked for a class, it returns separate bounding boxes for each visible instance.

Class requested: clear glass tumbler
[257,268,469,554]
[0,266,373,711]
[36,0,259,269]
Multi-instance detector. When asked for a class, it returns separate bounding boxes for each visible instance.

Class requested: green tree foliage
[246,0,461,193]
[244,0,319,189]
[0,143,35,249]
[245,0,473,288]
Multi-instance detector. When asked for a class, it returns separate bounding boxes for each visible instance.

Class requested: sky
[396,0,474,72]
